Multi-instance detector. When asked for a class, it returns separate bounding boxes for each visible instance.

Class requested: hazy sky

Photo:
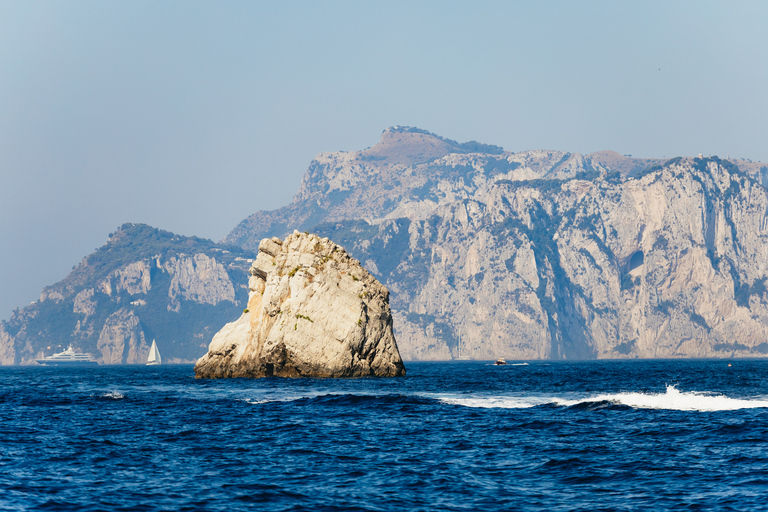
[1,1,767,319]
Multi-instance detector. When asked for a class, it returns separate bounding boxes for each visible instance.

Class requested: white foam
[238,390,378,406]
[240,398,277,405]
[239,396,306,405]
[101,391,124,399]
[557,385,768,412]
[435,386,768,412]
[432,394,550,409]
[441,397,542,409]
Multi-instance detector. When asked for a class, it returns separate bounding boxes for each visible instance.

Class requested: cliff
[194,232,405,378]
[0,224,254,365]
[225,127,768,360]
[7,128,768,363]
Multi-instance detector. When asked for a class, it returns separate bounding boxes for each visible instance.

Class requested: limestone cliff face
[225,127,768,360]
[0,224,254,365]
[164,254,237,312]
[97,309,150,364]
[318,157,768,360]
[194,232,405,378]
[0,326,14,365]
[6,128,768,363]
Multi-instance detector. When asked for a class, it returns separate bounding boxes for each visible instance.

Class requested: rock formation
[194,231,406,378]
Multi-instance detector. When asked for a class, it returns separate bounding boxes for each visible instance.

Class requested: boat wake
[240,397,299,405]
[436,385,768,412]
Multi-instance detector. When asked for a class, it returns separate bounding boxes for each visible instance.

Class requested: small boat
[494,358,507,365]
[37,345,98,366]
[146,340,161,366]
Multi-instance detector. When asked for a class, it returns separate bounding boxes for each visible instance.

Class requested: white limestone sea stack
[194,232,406,378]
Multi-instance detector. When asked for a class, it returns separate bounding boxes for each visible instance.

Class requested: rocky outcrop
[165,253,236,311]
[0,325,14,365]
[194,232,405,378]
[0,223,254,365]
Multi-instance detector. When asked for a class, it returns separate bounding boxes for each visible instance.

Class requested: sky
[1,0,767,320]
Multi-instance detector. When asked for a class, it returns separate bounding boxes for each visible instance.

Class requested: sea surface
[2,360,768,511]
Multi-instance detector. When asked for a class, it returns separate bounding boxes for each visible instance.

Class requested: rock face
[194,232,406,378]
[317,157,768,360]
[224,127,768,361]
[0,223,254,365]
[7,127,768,363]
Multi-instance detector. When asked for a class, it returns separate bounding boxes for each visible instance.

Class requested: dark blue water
[2,360,768,511]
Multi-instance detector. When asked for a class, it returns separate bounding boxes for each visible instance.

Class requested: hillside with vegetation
[0,224,254,364]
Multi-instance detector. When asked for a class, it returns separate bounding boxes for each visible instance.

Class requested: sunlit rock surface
[194,232,405,378]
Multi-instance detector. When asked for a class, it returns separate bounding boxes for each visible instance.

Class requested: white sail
[147,340,161,365]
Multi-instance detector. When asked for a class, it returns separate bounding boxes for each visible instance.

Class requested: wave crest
[558,385,768,412]
[438,386,768,412]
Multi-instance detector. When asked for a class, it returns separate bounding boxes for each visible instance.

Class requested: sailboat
[456,333,471,360]
[146,340,161,365]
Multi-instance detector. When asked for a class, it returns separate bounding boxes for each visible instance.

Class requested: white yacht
[37,345,98,366]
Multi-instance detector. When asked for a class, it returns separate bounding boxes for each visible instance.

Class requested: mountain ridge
[224,127,763,249]
[4,127,768,363]
[222,128,768,360]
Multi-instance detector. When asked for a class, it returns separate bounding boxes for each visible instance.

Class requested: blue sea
[2,360,768,511]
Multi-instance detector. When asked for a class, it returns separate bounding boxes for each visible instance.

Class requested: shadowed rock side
[194,232,405,378]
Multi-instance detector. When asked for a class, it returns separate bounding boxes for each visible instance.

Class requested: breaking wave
[238,386,768,412]
[438,385,768,412]
[239,397,304,405]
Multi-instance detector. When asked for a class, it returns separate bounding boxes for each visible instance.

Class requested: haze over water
[2,1,768,319]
